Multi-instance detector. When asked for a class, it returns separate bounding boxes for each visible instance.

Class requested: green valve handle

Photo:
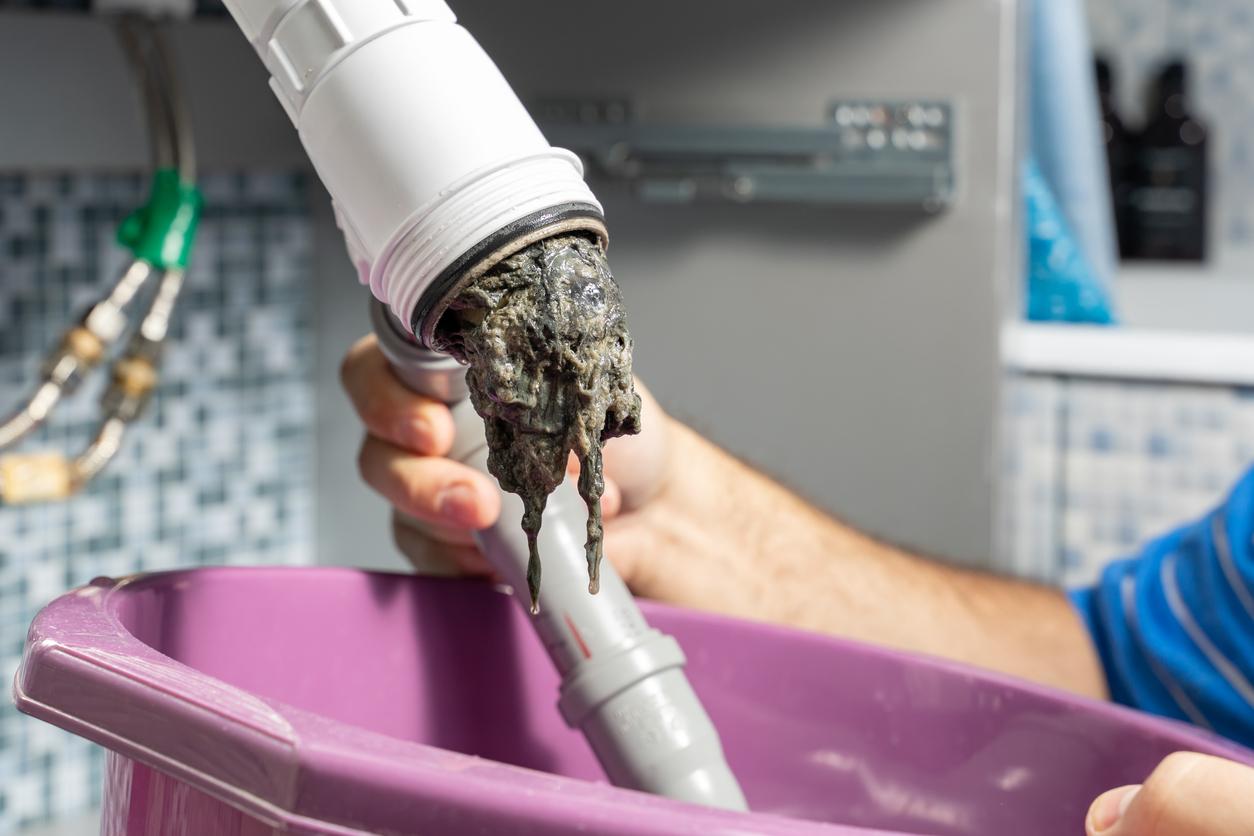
[117,168,203,270]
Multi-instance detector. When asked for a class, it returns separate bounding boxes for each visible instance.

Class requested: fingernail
[437,484,479,527]
[411,414,431,447]
[1091,785,1140,833]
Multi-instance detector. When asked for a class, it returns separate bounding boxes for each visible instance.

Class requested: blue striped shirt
[1072,466,1254,748]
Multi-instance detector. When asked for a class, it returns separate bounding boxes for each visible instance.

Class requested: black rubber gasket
[409,202,606,339]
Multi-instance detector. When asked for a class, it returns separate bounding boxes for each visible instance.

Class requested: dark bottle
[1126,61,1208,261]
[1095,58,1136,258]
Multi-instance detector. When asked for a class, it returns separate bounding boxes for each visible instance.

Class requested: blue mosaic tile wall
[1001,373,1254,587]
[0,171,314,834]
[1087,0,1254,245]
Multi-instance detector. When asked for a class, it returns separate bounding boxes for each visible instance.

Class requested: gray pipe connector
[371,299,747,811]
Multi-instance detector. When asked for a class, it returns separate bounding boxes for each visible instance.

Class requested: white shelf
[1002,322,1254,386]
[1114,247,1254,336]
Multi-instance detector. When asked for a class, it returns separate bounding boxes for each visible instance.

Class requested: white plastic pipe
[220,0,604,337]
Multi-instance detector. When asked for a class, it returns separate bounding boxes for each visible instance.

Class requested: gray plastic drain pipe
[371,299,747,811]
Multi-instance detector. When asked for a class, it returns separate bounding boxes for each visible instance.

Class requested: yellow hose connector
[0,452,75,504]
[113,357,159,398]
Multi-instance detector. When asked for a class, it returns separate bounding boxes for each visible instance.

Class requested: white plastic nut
[84,304,127,344]
[223,0,456,121]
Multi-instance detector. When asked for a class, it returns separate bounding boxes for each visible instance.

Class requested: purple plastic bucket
[14,567,1254,836]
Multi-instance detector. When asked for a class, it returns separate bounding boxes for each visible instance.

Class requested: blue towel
[1030,0,1119,293]
[1024,157,1115,323]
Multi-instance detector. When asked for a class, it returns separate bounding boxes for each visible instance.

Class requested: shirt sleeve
[1069,466,1254,749]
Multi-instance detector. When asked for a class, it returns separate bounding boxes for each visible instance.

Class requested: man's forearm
[616,421,1109,699]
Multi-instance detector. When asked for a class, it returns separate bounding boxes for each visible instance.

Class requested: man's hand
[341,333,675,577]
[341,335,500,576]
[1086,752,1254,836]
[341,333,1107,698]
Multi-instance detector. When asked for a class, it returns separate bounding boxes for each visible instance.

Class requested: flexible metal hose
[0,17,197,504]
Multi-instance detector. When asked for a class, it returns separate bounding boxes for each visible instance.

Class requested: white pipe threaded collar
[377,150,601,335]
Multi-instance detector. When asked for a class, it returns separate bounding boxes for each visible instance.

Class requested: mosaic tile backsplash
[1087,0,1254,246]
[0,171,314,834]
[1001,373,1254,588]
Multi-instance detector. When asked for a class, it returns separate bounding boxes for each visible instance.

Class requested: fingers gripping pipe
[372,299,748,811]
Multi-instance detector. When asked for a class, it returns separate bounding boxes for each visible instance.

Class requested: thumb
[1086,752,1254,836]
[1086,785,1140,835]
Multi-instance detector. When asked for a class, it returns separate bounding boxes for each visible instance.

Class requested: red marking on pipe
[564,613,592,659]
